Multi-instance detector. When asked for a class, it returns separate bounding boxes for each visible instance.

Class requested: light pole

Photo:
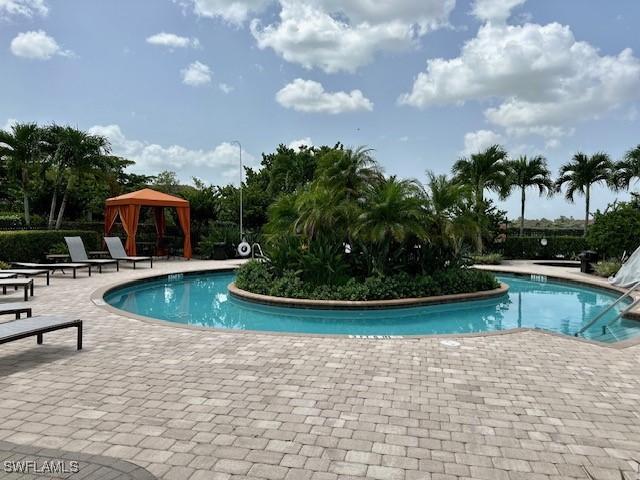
[231,140,243,242]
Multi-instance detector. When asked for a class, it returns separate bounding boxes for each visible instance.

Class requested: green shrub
[196,221,238,259]
[0,260,9,269]
[594,260,622,278]
[587,202,640,259]
[235,260,500,301]
[0,230,98,262]
[472,253,503,265]
[48,242,69,254]
[497,236,587,259]
[0,213,24,229]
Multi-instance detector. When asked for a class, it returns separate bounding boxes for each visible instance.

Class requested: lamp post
[231,140,243,241]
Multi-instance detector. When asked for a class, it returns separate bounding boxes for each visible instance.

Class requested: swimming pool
[103,270,640,343]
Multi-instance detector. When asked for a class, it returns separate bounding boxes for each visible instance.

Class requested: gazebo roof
[105,188,189,207]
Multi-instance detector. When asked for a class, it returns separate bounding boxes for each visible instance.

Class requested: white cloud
[251,0,453,73]
[88,124,256,184]
[178,0,453,73]
[400,22,640,139]
[462,130,503,155]
[177,0,271,25]
[471,0,526,23]
[146,32,200,49]
[2,118,17,131]
[181,61,212,86]
[10,30,71,60]
[545,138,560,150]
[308,0,454,35]
[288,137,313,151]
[276,79,373,114]
[218,82,234,94]
[0,0,47,18]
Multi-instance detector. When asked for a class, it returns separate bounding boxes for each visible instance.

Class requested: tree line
[1,121,638,254]
[0,123,151,228]
[453,144,640,249]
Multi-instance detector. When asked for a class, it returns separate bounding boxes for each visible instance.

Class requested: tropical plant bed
[234,261,501,303]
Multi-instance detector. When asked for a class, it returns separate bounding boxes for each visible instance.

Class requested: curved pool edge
[91,266,640,348]
[228,282,510,310]
[479,266,640,320]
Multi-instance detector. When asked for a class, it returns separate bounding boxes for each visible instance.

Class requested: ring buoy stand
[237,241,251,257]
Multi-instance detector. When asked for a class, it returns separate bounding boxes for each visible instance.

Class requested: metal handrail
[251,243,268,260]
[574,281,640,337]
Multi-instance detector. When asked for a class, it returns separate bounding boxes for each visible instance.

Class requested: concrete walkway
[0,260,639,480]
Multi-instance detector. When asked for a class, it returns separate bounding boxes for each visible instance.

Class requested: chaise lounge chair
[65,237,119,273]
[0,315,82,350]
[1,268,51,285]
[12,262,91,278]
[104,237,153,269]
[0,278,34,301]
[0,302,32,319]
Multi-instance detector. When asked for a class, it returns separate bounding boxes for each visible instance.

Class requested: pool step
[583,318,639,343]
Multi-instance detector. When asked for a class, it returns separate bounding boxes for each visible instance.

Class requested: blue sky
[2,0,639,219]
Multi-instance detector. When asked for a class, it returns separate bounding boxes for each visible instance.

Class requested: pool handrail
[601,296,640,336]
[574,281,640,337]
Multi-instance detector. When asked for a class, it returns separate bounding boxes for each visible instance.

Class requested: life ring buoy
[237,241,251,257]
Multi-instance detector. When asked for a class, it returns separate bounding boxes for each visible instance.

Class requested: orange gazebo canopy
[104,188,192,259]
[106,188,190,207]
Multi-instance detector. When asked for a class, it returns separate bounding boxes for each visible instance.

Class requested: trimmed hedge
[235,261,500,301]
[495,236,587,260]
[0,230,99,262]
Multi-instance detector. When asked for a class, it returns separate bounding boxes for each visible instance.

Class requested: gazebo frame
[104,188,192,259]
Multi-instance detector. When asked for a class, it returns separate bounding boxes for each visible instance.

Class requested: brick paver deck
[1,260,639,479]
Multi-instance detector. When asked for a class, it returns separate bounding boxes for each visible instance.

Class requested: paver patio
[0,260,639,479]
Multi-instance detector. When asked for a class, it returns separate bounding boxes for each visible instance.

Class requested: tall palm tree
[506,155,554,236]
[42,124,69,228]
[615,145,640,190]
[0,123,43,226]
[452,144,510,252]
[556,152,613,235]
[50,127,110,229]
[355,176,427,274]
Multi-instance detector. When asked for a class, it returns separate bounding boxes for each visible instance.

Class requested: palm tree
[50,128,110,229]
[294,184,350,240]
[0,123,43,226]
[452,145,510,252]
[556,152,613,235]
[264,192,298,242]
[42,124,69,228]
[355,176,427,274]
[506,155,554,236]
[425,172,476,254]
[615,145,640,190]
[316,146,381,201]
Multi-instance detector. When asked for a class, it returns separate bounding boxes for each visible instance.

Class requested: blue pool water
[104,271,640,343]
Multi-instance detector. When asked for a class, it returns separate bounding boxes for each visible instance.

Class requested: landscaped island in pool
[103,270,640,343]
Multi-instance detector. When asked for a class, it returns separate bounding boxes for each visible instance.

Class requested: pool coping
[227,282,510,310]
[90,267,640,349]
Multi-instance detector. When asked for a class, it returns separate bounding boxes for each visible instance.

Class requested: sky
[1,0,639,220]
